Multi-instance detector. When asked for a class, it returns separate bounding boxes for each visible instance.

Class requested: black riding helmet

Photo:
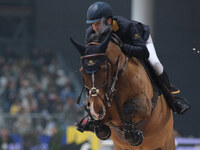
[86,1,113,24]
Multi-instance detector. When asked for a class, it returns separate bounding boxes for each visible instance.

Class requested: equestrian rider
[76,1,190,132]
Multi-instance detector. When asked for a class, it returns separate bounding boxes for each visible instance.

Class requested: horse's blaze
[90,97,106,120]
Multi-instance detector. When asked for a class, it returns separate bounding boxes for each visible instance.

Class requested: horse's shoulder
[131,58,160,92]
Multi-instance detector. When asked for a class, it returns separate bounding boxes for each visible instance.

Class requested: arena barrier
[67,126,200,150]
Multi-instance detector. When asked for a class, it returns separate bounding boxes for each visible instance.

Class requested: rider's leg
[146,35,164,76]
[146,35,190,114]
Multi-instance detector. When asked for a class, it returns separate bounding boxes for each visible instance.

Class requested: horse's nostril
[99,108,103,114]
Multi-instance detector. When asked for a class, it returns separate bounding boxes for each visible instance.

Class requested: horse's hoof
[131,130,144,146]
[95,125,111,140]
[125,130,144,146]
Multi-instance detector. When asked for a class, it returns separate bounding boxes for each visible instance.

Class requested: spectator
[0,46,81,150]
[55,69,68,89]
[0,128,14,150]
[21,94,38,113]
[60,85,75,103]
[18,79,34,100]
[37,92,49,114]
[47,85,60,113]
[13,109,32,135]
[2,81,17,112]
[63,95,78,126]
[9,99,22,115]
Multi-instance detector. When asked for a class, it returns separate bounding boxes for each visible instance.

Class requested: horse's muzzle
[90,101,106,120]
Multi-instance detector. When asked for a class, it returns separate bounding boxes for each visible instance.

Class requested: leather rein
[76,34,159,144]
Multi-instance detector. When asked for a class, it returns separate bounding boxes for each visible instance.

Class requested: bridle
[82,50,129,108]
[77,35,159,145]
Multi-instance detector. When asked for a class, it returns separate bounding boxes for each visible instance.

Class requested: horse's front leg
[122,95,152,146]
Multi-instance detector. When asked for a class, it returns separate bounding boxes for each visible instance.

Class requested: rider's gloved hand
[120,43,130,57]
[120,43,149,59]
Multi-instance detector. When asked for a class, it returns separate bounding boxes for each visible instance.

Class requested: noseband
[77,37,159,145]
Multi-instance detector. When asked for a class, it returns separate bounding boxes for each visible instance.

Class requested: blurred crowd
[0,46,77,114]
[0,46,82,149]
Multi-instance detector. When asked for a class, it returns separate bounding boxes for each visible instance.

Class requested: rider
[76,1,190,132]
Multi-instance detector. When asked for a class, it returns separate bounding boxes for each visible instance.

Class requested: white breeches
[146,35,164,75]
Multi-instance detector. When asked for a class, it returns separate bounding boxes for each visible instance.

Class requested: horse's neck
[107,43,154,120]
[107,40,153,94]
[121,57,153,93]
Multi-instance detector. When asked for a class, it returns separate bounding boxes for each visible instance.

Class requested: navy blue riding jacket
[85,16,150,59]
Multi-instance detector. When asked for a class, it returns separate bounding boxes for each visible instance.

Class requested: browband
[81,53,106,59]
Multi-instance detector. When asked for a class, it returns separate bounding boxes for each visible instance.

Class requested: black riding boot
[158,70,190,114]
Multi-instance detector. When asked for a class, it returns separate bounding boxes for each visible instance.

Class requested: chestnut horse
[70,25,175,150]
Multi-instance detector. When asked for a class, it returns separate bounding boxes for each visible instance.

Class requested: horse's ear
[70,37,85,55]
[98,32,111,53]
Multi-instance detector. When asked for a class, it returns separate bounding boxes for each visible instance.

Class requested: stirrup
[173,96,191,115]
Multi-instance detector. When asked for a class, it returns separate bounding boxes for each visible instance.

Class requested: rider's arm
[121,43,149,59]
[121,24,149,59]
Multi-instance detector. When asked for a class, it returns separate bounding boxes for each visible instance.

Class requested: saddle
[137,58,180,95]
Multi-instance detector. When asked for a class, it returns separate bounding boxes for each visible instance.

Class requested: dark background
[154,0,200,136]
[0,0,199,137]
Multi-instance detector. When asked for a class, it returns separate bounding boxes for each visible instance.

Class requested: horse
[70,22,175,150]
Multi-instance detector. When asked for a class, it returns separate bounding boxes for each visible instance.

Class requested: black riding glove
[121,43,149,59]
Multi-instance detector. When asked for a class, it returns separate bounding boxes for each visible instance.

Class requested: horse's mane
[87,18,112,43]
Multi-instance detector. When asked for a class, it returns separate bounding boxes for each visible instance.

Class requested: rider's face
[92,20,102,33]
[92,18,112,33]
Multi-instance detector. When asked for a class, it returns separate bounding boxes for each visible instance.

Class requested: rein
[77,34,160,145]
[106,53,129,106]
